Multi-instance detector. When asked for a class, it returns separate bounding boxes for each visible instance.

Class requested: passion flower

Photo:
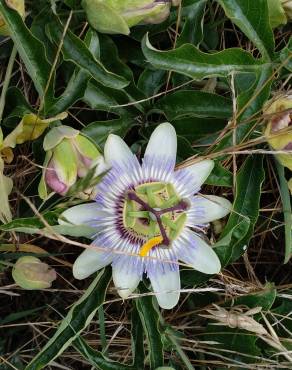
[59,123,231,309]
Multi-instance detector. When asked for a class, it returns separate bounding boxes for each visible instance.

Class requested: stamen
[139,236,164,257]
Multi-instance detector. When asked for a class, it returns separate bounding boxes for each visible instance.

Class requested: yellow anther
[139,236,163,257]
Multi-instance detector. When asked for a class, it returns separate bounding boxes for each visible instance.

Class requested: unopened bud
[281,0,292,19]
[12,256,56,290]
[267,0,292,27]
[263,94,292,172]
[82,0,177,35]
[0,0,25,36]
[38,126,106,199]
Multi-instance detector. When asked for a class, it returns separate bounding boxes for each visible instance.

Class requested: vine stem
[0,45,17,124]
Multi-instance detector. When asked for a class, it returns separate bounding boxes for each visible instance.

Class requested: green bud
[82,0,174,35]
[267,0,287,27]
[0,157,13,224]
[12,256,56,290]
[282,0,292,19]
[39,126,106,199]
[267,0,292,27]
[264,94,292,171]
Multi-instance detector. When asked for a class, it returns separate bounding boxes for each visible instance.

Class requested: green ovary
[123,182,187,242]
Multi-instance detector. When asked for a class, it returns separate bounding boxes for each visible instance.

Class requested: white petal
[177,160,214,189]
[58,203,108,226]
[104,134,135,166]
[145,122,177,162]
[112,264,141,299]
[191,195,232,224]
[149,269,180,309]
[180,233,221,274]
[73,248,112,279]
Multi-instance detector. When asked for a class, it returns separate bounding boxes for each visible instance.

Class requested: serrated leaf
[142,34,266,81]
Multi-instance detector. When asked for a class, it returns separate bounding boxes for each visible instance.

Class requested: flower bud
[82,0,175,35]
[38,126,106,199]
[264,94,292,171]
[281,0,292,19]
[0,0,25,36]
[0,157,13,223]
[12,256,56,290]
[267,0,292,27]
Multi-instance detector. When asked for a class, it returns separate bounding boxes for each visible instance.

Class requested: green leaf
[220,155,265,263]
[275,160,292,263]
[155,90,232,120]
[74,337,134,370]
[4,87,33,127]
[206,162,233,187]
[99,34,146,109]
[177,0,206,47]
[216,0,274,60]
[136,287,164,369]
[83,82,130,116]
[280,37,292,72]
[25,268,111,370]
[171,116,226,142]
[47,29,101,116]
[131,305,145,368]
[216,65,273,150]
[138,69,166,98]
[215,219,250,266]
[82,117,133,148]
[142,34,266,81]
[0,0,54,108]
[0,212,60,231]
[1,220,95,238]
[46,18,129,90]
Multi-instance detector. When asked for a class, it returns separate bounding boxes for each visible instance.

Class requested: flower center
[123,182,188,255]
